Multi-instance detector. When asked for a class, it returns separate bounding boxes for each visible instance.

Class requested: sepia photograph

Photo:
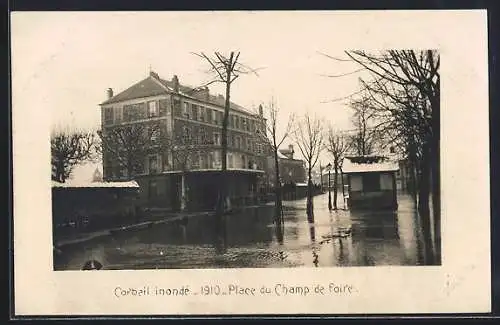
[12,10,490,315]
[47,30,441,271]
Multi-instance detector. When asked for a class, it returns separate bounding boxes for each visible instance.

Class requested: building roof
[342,155,399,174]
[52,180,140,188]
[100,77,169,105]
[277,150,289,159]
[101,72,255,115]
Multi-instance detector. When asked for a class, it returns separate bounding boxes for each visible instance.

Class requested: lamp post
[326,163,332,211]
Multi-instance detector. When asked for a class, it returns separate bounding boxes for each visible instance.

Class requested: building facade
[264,144,306,188]
[99,71,269,211]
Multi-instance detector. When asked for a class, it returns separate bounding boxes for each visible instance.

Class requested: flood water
[54,193,439,270]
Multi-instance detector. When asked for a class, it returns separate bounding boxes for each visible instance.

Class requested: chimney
[150,70,160,79]
[172,75,179,92]
[106,88,113,99]
[258,104,263,117]
[204,86,210,101]
[192,86,210,102]
[288,144,294,159]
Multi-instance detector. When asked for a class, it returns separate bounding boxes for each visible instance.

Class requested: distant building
[99,71,269,211]
[320,167,345,191]
[264,144,306,188]
[342,155,399,210]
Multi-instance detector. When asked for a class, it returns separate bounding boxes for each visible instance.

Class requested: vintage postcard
[11,10,490,316]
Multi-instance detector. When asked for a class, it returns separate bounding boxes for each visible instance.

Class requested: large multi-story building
[99,70,270,211]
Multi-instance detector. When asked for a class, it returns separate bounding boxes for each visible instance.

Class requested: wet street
[54,193,438,270]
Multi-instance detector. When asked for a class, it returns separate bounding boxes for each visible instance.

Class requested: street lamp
[326,163,332,211]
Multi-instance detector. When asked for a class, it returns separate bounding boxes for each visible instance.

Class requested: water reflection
[54,193,440,270]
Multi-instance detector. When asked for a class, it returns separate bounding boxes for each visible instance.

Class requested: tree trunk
[214,71,232,251]
[340,166,346,209]
[55,161,65,183]
[417,143,435,264]
[274,149,283,224]
[430,96,441,264]
[180,173,186,211]
[333,165,339,210]
[306,165,314,222]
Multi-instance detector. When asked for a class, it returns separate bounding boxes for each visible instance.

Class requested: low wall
[52,187,140,237]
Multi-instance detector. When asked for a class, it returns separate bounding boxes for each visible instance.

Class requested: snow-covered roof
[52,180,140,188]
[342,156,399,174]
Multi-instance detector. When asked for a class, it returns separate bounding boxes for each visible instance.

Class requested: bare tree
[98,122,169,180]
[257,98,295,225]
[342,49,440,262]
[193,51,262,216]
[294,113,324,221]
[349,95,380,155]
[325,127,351,209]
[170,126,208,211]
[51,129,97,183]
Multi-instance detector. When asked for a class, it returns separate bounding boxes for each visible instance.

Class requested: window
[213,151,221,167]
[235,116,240,129]
[200,154,207,169]
[247,139,251,151]
[104,107,113,124]
[362,173,380,192]
[159,99,168,116]
[206,108,212,123]
[228,153,234,168]
[162,152,170,171]
[208,152,214,168]
[173,99,181,116]
[213,132,221,146]
[236,136,241,149]
[183,102,190,118]
[241,155,246,168]
[198,128,207,145]
[192,105,198,120]
[149,155,159,174]
[148,101,159,118]
[217,111,223,125]
[191,153,200,169]
[113,107,122,123]
[199,106,205,121]
[231,134,235,147]
[212,110,218,124]
[182,126,190,143]
[231,115,235,128]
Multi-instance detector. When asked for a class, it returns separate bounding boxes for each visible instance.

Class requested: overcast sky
[11,11,380,128]
[11,10,457,180]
